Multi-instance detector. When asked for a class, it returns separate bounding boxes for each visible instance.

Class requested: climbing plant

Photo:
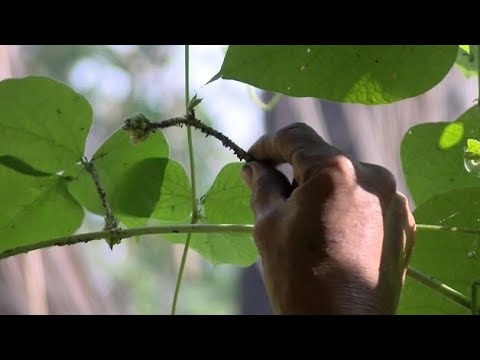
[0,45,479,314]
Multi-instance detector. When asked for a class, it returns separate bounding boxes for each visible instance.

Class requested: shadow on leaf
[110,158,167,218]
[0,155,54,177]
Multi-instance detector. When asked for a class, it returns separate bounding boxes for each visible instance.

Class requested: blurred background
[0,45,477,314]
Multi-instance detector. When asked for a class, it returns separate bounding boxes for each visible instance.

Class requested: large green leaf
[67,128,191,227]
[455,45,478,78]
[398,187,480,314]
[401,106,480,206]
[211,46,458,104]
[0,76,93,173]
[162,163,258,266]
[0,165,84,256]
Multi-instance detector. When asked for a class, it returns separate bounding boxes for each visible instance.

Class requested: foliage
[211,45,458,104]
[0,45,479,314]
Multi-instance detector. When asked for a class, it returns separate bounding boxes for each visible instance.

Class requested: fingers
[398,192,416,285]
[248,123,343,184]
[396,192,416,263]
[240,161,292,220]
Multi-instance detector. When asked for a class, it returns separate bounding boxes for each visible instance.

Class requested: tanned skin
[240,123,416,315]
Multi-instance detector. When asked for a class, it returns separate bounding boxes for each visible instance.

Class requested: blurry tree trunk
[0,45,118,314]
[238,67,478,314]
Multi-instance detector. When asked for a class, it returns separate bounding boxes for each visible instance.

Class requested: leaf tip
[205,71,223,86]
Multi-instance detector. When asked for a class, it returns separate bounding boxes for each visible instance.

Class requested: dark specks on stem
[123,113,255,162]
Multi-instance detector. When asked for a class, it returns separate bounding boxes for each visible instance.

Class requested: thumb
[240,161,292,219]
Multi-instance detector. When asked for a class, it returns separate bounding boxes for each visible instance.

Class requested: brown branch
[81,158,120,249]
[122,113,255,162]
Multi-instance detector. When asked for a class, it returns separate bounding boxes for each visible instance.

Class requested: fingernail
[240,164,253,188]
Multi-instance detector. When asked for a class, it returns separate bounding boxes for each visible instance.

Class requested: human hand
[240,123,416,315]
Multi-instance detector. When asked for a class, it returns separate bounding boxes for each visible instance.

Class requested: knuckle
[374,165,397,194]
[395,191,408,207]
[361,163,397,196]
[281,122,312,133]
[275,122,315,144]
[296,155,357,185]
[325,155,356,178]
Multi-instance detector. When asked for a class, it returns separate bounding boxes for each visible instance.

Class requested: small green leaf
[401,105,480,207]
[398,187,480,314]
[464,139,480,160]
[455,45,478,78]
[0,76,93,173]
[0,165,84,257]
[67,128,191,227]
[212,46,458,104]
[187,94,203,113]
[162,163,258,266]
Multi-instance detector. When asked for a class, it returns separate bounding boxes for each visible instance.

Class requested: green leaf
[202,163,254,225]
[455,45,478,78]
[66,128,192,227]
[0,155,53,177]
[401,105,480,206]
[398,188,480,314]
[166,226,258,267]
[465,139,480,160]
[187,94,203,113]
[0,76,93,173]
[212,45,458,104]
[0,165,84,257]
[162,163,258,266]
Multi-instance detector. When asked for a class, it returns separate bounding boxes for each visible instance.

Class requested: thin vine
[407,266,471,310]
[81,156,120,249]
[0,221,473,311]
[171,45,198,315]
[0,224,254,261]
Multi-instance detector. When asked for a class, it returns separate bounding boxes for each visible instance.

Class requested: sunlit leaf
[67,128,191,227]
[455,45,478,78]
[212,45,458,104]
[162,163,257,266]
[0,76,93,173]
[0,166,84,257]
[398,188,480,314]
[401,106,480,206]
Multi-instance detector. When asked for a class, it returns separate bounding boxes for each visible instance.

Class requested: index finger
[248,122,342,183]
